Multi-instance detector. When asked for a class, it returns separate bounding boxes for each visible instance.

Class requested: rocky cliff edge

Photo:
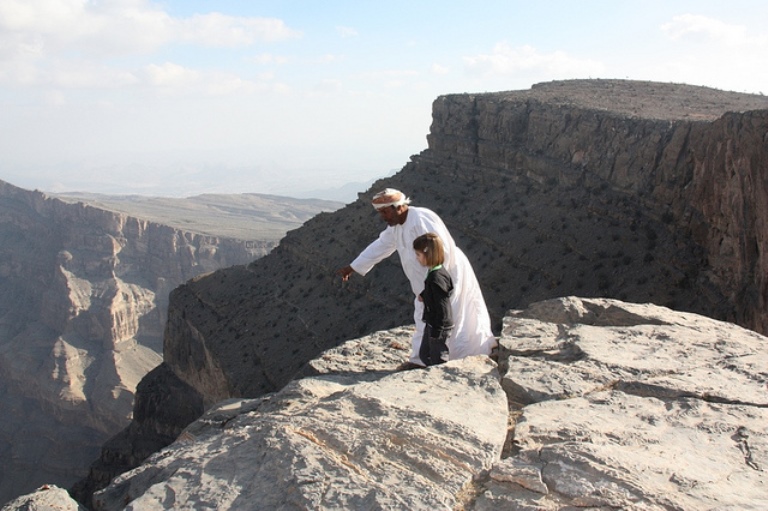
[8,297,766,510]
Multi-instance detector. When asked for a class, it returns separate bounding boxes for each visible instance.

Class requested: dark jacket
[420,265,454,337]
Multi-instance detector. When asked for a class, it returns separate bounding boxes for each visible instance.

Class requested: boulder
[92,356,508,511]
[0,485,86,511]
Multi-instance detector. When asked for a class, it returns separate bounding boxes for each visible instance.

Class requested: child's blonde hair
[413,232,445,267]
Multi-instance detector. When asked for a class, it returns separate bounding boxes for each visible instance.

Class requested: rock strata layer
[0,180,337,504]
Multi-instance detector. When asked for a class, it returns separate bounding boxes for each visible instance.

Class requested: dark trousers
[419,324,450,366]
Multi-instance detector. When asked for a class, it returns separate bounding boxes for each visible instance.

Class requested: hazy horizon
[1,1,766,199]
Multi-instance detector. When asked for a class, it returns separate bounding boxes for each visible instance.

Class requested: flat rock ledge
[481,297,768,510]
[5,297,767,510]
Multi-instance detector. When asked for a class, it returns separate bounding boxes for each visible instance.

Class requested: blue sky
[1,1,766,199]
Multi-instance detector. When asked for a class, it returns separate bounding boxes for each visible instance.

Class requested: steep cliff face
[0,180,279,503]
[427,80,768,332]
[74,80,768,504]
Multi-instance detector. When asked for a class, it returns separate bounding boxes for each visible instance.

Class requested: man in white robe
[337,188,496,366]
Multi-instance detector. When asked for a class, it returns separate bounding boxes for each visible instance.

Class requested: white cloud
[362,69,420,79]
[464,43,604,77]
[204,73,258,95]
[431,63,449,75]
[144,62,199,87]
[0,59,41,86]
[656,14,768,93]
[141,62,265,95]
[42,89,66,106]
[385,80,407,88]
[0,0,300,59]
[0,55,138,88]
[0,0,302,92]
[314,53,343,64]
[252,53,289,65]
[311,78,342,95]
[177,12,301,48]
[52,60,139,88]
[0,0,173,57]
[661,14,749,46]
[0,0,86,32]
[336,26,358,38]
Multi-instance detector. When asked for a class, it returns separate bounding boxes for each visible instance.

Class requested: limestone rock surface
[481,296,768,510]
[0,485,86,511]
[93,356,508,511]
[8,297,768,510]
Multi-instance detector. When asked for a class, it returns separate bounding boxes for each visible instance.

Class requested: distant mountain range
[52,191,344,241]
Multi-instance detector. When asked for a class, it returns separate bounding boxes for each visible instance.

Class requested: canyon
[0,181,340,503]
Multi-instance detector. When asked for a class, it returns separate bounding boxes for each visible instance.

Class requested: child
[413,232,454,366]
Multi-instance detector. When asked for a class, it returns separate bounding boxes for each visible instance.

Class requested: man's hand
[336,265,355,281]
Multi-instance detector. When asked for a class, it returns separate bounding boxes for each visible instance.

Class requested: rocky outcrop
[16,297,766,509]
[0,180,338,504]
[1,485,86,511]
[71,80,768,504]
[487,297,767,509]
[94,356,508,510]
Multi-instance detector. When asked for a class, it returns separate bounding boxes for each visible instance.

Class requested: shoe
[395,361,424,371]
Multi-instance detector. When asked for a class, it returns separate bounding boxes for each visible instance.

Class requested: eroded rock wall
[428,82,768,332]
[0,180,273,503]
